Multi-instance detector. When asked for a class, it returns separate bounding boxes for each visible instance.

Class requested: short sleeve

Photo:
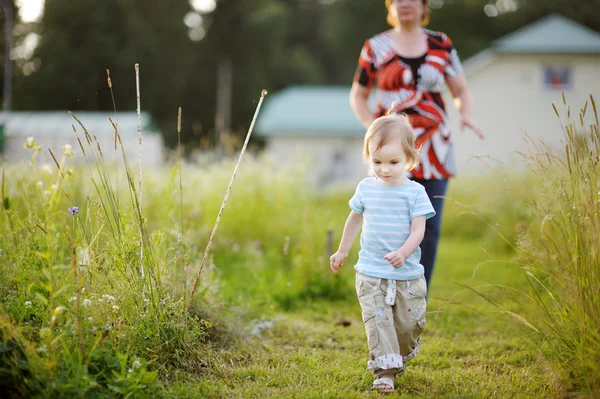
[349,182,364,213]
[411,185,435,220]
[443,35,464,77]
[353,40,377,89]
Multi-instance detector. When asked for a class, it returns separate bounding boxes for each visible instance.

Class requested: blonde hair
[363,114,420,171]
[385,0,430,28]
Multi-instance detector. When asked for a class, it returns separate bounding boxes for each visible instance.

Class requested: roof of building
[464,14,600,73]
[0,111,160,138]
[256,86,374,137]
[493,13,600,54]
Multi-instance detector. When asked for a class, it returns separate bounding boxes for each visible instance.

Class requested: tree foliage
[4,0,599,150]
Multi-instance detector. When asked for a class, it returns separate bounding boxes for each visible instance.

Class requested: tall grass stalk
[177,107,183,235]
[460,95,600,395]
[106,68,120,212]
[186,89,268,313]
[135,63,144,283]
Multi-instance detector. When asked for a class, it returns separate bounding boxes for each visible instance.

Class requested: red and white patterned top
[354,29,464,180]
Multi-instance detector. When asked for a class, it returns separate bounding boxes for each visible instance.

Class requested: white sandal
[372,376,395,392]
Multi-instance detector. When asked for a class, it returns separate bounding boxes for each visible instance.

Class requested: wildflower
[87,316,93,322]
[68,206,79,215]
[80,249,90,266]
[23,137,36,149]
[83,299,91,307]
[132,359,141,369]
[36,181,43,188]
[62,144,74,157]
[41,164,53,174]
[25,301,32,307]
[112,305,119,312]
[69,296,77,302]
[50,184,58,191]
[102,294,115,303]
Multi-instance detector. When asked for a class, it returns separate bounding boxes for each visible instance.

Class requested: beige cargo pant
[355,272,427,377]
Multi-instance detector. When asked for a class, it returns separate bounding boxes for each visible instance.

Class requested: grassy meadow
[0,97,598,398]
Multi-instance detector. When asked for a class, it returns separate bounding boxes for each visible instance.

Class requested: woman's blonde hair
[363,114,421,171]
[385,0,430,28]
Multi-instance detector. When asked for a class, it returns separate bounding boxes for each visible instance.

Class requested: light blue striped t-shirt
[349,177,436,280]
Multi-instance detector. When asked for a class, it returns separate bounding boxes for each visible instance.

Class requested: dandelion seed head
[83,299,91,307]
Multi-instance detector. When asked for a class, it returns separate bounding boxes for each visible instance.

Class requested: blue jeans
[410,178,448,291]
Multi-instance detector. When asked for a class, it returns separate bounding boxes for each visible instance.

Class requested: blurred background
[1,0,599,181]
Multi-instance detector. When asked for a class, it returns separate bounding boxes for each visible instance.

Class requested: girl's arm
[446,74,484,139]
[349,82,375,129]
[330,211,364,273]
[384,216,426,268]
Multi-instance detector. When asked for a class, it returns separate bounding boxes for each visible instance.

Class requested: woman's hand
[384,250,405,269]
[330,251,348,274]
[460,113,484,139]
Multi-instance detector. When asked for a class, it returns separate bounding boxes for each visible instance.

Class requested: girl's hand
[460,114,484,139]
[384,250,405,269]
[330,251,348,274]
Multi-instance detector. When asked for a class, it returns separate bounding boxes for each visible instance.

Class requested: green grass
[164,238,560,398]
[2,95,598,397]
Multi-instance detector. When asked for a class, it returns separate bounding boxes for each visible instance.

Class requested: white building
[445,13,600,173]
[255,14,600,185]
[0,111,165,166]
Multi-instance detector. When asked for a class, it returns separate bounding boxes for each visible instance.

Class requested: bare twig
[186,90,268,313]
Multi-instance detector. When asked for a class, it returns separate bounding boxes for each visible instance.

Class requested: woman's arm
[446,74,484,139]
[350,82,375,129]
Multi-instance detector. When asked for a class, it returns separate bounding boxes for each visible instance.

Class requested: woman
[349,0,484,291]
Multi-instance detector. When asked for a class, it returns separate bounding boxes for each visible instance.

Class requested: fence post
[326,229,333,257]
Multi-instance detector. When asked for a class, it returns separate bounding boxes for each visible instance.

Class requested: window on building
[543,65,573,91]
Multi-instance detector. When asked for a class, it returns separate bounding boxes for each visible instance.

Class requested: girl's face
[390,0,424,26]
[369,140,408,186]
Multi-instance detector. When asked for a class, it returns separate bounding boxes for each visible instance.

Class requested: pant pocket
[356,273,380,299]
[406,275,427,299]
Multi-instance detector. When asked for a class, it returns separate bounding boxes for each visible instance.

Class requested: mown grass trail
[167,237,560,399]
